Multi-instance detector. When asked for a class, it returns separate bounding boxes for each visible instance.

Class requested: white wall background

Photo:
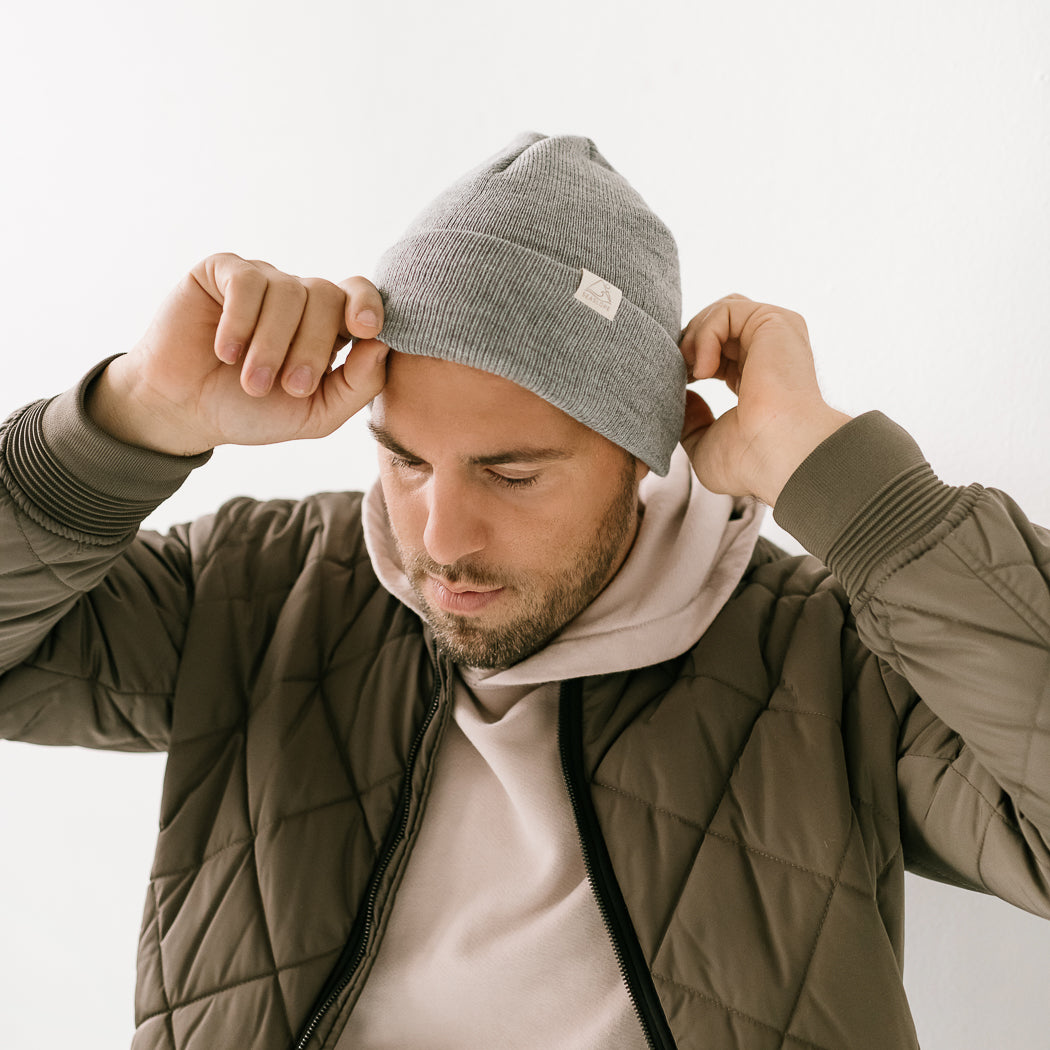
[1,1,1048,1047]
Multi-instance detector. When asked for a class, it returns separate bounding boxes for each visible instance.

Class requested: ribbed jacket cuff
[773,411,970,599]
[0,358,211,543]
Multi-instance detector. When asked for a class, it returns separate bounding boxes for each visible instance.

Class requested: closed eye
[387,453,427,473]
[488,470,539,489]
[387,453,538,490]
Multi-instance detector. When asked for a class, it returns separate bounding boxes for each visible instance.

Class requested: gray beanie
[373,132,685,476]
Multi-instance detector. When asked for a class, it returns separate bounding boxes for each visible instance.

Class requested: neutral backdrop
[1,1,1048,1047]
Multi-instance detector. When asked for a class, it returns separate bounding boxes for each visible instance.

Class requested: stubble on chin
[392,461,640,671]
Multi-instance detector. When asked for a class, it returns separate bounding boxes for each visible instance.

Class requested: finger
[278,278,348,397]
[686,296,764,381]
[679,295,751,378]
[192,254,269,365]
[338,276,385,339]
[238,266,309,397]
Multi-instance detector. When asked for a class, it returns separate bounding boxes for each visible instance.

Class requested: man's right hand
[88,253,389,456]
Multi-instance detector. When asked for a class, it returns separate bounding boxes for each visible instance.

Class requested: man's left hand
[678,295,851,507]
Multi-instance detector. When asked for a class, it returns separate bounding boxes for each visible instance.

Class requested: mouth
[428,575,506,615]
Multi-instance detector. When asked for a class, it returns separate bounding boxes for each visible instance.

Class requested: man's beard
[394,460,640,670]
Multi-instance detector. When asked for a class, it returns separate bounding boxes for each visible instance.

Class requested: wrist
[87,356,213,457]
[750,404,852,507]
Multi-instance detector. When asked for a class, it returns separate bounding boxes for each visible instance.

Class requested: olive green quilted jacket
[1,378,1048,1049]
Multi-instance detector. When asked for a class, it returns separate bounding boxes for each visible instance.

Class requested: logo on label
[574,268,623,320]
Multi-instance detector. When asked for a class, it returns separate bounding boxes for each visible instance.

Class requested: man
[0,132,1047,1049]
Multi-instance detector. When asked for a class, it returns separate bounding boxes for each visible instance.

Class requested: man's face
[370,352,648,670]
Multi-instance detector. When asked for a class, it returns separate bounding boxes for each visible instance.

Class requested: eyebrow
[367,421,573,467]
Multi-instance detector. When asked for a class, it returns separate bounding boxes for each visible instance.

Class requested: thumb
[679,388,716,459]
[310,338,389,433]
[680,388,742,496]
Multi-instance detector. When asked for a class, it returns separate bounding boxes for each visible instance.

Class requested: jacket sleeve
[0,362,211,750]
[774,412,1050,917]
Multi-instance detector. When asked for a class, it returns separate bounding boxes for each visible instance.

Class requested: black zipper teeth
[558,680,677,1050]
[290,665,445,1050]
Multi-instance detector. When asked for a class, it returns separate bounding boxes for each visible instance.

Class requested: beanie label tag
[574,269,623,321]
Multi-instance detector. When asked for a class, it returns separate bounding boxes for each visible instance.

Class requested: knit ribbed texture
[0,358,210,543]
[773,411,973,598]
[374,132,686,475]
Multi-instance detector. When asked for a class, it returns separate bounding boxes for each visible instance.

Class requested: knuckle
[200,250,243,270]
[194,252,260,295]
[302,276,347,308]
[226,260,268,294]
[778,307,808,334]
[241,268,269,292]
[271,275,309,308]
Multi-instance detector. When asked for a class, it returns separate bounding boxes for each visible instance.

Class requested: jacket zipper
[289,662,446,1050]
[558,680,678,1050]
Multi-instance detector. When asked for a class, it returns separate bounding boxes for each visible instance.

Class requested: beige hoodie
[339,447,763,1049]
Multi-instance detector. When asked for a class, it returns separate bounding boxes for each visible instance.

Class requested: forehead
[371,351,593,453]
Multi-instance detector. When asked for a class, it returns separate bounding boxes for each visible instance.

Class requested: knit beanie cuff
[378,228,686,476]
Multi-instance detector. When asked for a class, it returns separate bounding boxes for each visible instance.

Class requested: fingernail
[286,366,314,395]
[246,366,273,395]
[218,343,242,364]
[357,309,379,329]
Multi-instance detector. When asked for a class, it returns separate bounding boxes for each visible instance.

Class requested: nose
[422,473,487,568]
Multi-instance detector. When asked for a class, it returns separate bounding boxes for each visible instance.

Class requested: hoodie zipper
[289,662,446,1050]
[558,679,678,1050]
